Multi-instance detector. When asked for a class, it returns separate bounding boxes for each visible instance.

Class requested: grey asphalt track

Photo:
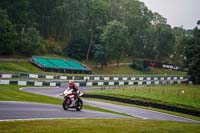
[0,101,127,120]
[22,87,199,123]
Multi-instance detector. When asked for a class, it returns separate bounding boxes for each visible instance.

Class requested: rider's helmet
[68,80,75,88]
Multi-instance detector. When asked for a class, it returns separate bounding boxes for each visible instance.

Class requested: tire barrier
[0,80,61,87]
[83,94,200,117]
[0,73,187,81]
[0,73,188,87]
[0,79,187,87]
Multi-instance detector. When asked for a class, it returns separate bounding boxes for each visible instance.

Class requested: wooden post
[148,86,150,94]
[193,91,196,99]
[162,87,165,96]
[177,89,180,96]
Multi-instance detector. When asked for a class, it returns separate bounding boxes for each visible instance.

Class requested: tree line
[0,0,199,83]
[0,0,189,61]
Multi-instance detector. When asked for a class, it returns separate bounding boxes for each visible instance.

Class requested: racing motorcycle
[61,87,84,111]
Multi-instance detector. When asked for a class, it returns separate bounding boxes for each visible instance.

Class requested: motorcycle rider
[68,80,79,99]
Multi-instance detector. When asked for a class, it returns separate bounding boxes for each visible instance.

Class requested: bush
[130,60,150,71]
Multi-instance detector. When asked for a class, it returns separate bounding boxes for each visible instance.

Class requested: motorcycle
[61,87,84,111]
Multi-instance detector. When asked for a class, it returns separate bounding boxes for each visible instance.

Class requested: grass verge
[0,119,199,133]
[84,98,200,121]
[89,65,186,75]
[87,84,200,110]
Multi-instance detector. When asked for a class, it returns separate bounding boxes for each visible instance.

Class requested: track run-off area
[0,86,198,123]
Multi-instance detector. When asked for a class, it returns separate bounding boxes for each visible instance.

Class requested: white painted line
[98,82,104,86]
[50,82,56,87]
[46,75,54,79]
[128,82,133,85]
[84,77,90,80]
[104,77,109,80]
[86,82,93,86]
[109,82,114,85]
[119,82,124,85]
[131,77,136,80]
[0,80,9,84]
[18,81,27,86]
[122,77,127,81]
[113,77,119,81]
[60,76,67,80]
[2,74,12,78]
[29,74,38,78]
[139,77,143,80]
[147,77,151,80]
[94,77,100,80]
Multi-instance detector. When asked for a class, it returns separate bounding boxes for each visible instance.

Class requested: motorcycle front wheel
[75,99,83,111]
[62,98,70,110]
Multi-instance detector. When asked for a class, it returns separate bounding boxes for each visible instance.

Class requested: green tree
[20,27,43,56]
[93,44,108,67]
[185,25,200,84]
[143,25,157,59]
[101,20,128,65]
[172,27,187,65]
[152,12,167,25]
[0,0,34,32]
[121,0,153,58]
[85,0,109,61]
[0,9,17,55]
[155,24,175,61]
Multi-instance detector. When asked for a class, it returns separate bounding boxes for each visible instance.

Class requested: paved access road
[22,87,199,123]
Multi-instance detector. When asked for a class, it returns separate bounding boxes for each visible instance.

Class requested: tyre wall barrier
[0,79,187,87]
[0,80,61,87]
[0,73,188,82]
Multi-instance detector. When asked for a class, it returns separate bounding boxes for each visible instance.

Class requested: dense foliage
[185,24,200,84]
[0,0,197,69]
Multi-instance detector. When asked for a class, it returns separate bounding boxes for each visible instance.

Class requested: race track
[20,87,199,123]
[0,101,127,121]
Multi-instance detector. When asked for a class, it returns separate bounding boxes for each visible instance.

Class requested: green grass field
[87,84,200,110]
[86,65,186,75]
[0,119,199,133]
[0,85,62,104]
[0,61,43,73]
